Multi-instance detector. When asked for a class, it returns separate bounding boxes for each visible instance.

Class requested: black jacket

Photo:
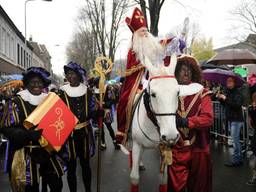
[221,87,244,122]
[248,105,256,154]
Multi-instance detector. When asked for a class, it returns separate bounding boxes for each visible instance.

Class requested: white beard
[132,32,164,66]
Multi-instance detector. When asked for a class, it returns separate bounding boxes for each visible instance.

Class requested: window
[21,46,23,67]
[24,50,26,68]
[9,36,14,60]
[6,33,10,57]
[17,44,20,65]
[11,37,16,61]
[28,54,31,67]
[2,28,6,55]
[26,52,28,68]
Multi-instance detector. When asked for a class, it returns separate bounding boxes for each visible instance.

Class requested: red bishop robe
[168,89,213,192]
[116,49,144,143]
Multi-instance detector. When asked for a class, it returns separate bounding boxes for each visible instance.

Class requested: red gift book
[24,92,78,151]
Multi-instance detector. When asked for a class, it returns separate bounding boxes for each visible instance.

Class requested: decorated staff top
[94,56,113,94]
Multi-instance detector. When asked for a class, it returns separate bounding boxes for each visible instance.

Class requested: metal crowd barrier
[211,101,250,149]
[0,134,9,173]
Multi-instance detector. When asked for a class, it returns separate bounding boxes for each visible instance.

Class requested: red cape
[116,49,144,140]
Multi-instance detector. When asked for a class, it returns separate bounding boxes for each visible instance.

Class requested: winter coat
[221,87,244,122]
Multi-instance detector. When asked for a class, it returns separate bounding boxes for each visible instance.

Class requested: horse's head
[143,55,202,146]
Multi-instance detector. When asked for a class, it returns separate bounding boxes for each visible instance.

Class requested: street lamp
[24,0,52,47]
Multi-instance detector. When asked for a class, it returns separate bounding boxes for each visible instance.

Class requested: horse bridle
[147,75,177,117]
[136,75,179,145]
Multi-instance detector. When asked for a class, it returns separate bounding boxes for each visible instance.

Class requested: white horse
[129,55,202,192]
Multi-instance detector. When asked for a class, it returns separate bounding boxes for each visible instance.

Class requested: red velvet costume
[116,49,144,142]
[168,89,213,192]
[116,7,147,143]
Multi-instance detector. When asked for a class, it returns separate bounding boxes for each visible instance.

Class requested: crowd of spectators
[203,76,256,185]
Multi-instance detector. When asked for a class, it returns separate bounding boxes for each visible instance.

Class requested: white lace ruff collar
[60,83,87,97]
[17,89,48,106]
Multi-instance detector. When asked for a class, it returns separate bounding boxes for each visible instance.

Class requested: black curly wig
[175,55,202,84]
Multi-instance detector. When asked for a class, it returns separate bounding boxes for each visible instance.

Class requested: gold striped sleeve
[0,102,9,128]
[201,90,212,98]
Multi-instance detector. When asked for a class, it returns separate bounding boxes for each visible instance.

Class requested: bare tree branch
[159,0,165,9]
[172,0,187,9]
[134,0,168,36]
[67,0,129,73]
[230,0,256,38]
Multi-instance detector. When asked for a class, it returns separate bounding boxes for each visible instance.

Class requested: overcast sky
[0,0,243,75]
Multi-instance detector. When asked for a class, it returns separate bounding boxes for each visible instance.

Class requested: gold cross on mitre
[135,11,144,23]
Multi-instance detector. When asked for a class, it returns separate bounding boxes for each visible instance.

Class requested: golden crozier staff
[94,56,113,192]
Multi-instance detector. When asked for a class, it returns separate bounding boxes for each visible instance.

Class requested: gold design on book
[50,107,65,141]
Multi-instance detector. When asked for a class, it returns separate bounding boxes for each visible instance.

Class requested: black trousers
[67,131,91,192]
[101,122,116,144]
[67,157,91,192]
[40,156,63,192]
[25,183,39,192]
[41,174,63,192]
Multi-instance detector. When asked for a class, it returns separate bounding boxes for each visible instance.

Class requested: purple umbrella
[203,68,245,87]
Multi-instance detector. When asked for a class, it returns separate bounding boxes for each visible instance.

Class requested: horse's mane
[150,67,172,76]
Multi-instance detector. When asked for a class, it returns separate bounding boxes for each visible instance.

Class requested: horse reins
[137,96,160,144]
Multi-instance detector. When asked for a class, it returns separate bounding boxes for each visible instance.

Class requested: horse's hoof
[159,184,167,192]
[130,184,139,192]
[139,165,146,171]
[113,141,120,150]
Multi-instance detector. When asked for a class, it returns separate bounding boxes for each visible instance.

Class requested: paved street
[1,131,256,192]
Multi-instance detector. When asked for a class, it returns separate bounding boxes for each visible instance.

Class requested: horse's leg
[130,141,142,192]
[139,149,146,171]
[130,148,144,170]
[159,165,168,192]
[139,161,145,171]
[129,149,133,169]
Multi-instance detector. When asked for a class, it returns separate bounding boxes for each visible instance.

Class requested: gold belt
[75,121,89,130]
[24,145,40,149]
